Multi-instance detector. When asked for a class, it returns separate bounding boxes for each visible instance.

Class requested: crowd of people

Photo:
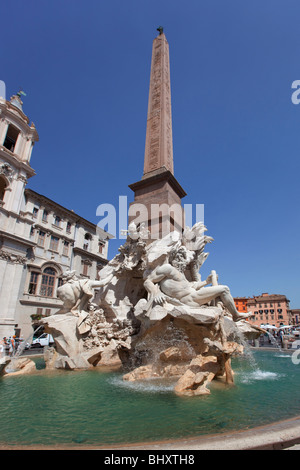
[0,336,18,357]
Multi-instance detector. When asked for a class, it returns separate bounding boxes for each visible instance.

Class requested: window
[37,230,46,247]
[3,124,19,152]
[42,210,48,222]
[39,333,48,339]
[49,235,59,251]
[54,215,61,227]
[81,260,91,277]
[40,267,56,297]
[66,222,72,233]
[32,207,39,218]
[62,241,69,256]
[82,263,89,276]
[83,233,92,251]
[28,272,39,294]
[83,261,91,276]
[99,242,105,254]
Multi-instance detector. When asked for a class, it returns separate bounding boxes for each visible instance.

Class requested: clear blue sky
[1,0,300,308]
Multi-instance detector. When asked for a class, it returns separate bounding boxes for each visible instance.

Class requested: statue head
[62,270,77,282]
[169,246,194,272]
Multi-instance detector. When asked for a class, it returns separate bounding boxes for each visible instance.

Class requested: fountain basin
[0,350,299,448]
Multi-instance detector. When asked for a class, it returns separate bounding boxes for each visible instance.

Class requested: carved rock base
[1,357,37,377]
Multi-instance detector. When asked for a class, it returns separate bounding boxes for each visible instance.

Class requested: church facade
[0,92,111,340]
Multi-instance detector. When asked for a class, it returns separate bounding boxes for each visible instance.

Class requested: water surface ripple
[0,351,299,446]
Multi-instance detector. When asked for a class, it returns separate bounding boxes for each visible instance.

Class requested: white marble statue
[144,246,249,322]
[37,223,262,394]
[56,270,113,316]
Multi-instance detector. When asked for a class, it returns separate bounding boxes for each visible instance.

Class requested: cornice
[0,101,39,141]
[73,246,108,263]
[247,295,289,303]
[129,169,187,199]
[25,189,100,232]
[0,229,36,248]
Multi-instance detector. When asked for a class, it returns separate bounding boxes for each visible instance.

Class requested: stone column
[0,259,24,337]
[0,118,9,145]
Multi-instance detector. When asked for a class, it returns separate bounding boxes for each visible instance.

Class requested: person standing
[0,339,4,358]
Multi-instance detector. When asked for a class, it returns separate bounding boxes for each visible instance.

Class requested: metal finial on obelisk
[157,26,164,35]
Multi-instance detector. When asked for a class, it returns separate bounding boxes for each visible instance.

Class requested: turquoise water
[0,351,299,446]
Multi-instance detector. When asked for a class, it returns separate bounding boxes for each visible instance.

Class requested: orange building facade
[234,293,291,328]
[234,297,249,314]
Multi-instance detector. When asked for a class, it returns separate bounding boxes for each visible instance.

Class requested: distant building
[0,92,112,340]
[246,293,290,327]
[289,309,300,326]
[234,297,249,314]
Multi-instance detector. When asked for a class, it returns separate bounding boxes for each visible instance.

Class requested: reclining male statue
[144,247,250,322]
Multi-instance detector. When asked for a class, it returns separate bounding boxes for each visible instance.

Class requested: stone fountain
[33,222,264,396]
[0,32,263,392]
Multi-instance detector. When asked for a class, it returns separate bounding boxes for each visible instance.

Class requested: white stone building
[0,92,111,340]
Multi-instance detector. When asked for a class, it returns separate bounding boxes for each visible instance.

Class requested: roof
[248,294,290,303]
[24,188,114,240]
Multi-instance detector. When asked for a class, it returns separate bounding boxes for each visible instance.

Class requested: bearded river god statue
[40,223,264,396]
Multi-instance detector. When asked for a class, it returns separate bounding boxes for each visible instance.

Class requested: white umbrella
[278,325,291,330]
[263,324,278,330]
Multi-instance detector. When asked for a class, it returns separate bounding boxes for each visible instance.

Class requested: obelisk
[143,26,174,176]
[129,27,186,239]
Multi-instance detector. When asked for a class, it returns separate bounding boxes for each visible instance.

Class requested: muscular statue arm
[191,273,214,291]
[90,273,113,289]
[192,280,208,290]
[144,264,173,305]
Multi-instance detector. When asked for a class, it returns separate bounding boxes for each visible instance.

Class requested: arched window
[0,176,7,201]
[40,267,57,297]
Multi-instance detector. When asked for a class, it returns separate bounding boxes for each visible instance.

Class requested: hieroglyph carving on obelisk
[143,32,174,176]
